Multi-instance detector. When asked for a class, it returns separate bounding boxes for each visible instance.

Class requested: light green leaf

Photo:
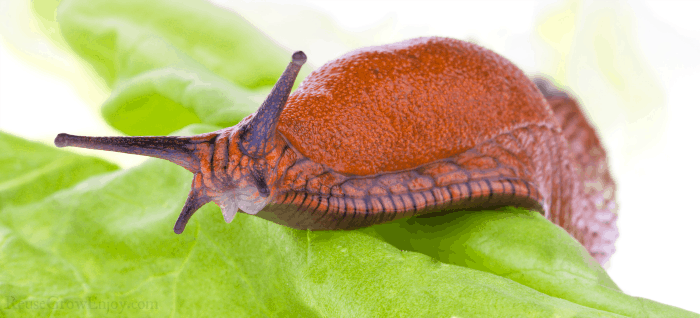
[55,0,291,89]
[40,0,310,136]
[1,127,697,317]
[374,209,693,317]
[0,131,118,207]
[100,66,268,136]
[0,137,628,317]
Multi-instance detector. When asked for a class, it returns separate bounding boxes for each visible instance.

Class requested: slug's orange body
[56,37,618,265]
[280,38,549,176]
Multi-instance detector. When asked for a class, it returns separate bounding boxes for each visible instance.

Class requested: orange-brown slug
[55,37,618,264]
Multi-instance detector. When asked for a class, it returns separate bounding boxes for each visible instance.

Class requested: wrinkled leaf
[1,126,697,317]
[374,209,690,316]
[44,0,309,136]
[56,0,291,89]
[100,66,268,136]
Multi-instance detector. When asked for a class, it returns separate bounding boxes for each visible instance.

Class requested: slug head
[55,51,307,234]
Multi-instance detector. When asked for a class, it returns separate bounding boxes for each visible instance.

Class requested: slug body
[55,37,617,265]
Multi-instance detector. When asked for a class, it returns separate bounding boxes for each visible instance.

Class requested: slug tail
[534,77,618,265]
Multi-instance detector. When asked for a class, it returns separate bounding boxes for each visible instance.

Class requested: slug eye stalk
[54,51,307,234]
[54,134,201,172]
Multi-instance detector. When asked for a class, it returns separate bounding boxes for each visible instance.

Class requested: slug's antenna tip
[51,133,209,173]
[292,51,307,65]
[54,133,70,147]
[240,50,306,157]
[173,185,211,234]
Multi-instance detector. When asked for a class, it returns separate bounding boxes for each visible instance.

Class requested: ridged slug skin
[266,37,617,264]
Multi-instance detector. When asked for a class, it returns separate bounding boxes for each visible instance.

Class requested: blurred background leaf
[35,0,313,135]
[54,0,292,89]
[537,0,666,161]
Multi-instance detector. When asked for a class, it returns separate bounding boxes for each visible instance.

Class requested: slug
[55,37,618,265]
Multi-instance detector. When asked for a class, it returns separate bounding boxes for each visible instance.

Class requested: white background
[1,0,699,313]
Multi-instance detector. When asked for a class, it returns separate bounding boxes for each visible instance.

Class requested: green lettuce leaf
[99,66,269,136]
[41,0,308,136]
[0,125,691,317]
[0,131,118,207]
[55,0,291,89]
[4,0,695,316]
[373,210,685,316]
[2,126,696,317]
